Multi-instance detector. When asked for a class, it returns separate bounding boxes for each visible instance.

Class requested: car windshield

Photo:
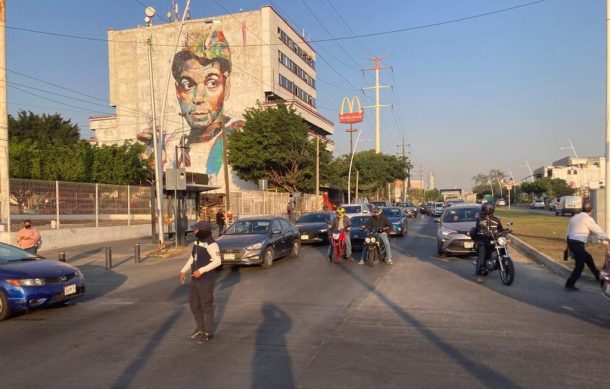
[435,202,444,207]
[442,208,480,223]
[224,220,270,235]
[370,202,386,206]
[382,208,402,217]
[297,213,330,223]
[0,243,38,264]
[342,206,361,214]
[396,202,414,207]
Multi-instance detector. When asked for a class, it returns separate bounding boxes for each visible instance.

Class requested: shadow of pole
[111,287,186,389]
[337,265,520,388]
[251,303,294,389]
[215,266,241,331]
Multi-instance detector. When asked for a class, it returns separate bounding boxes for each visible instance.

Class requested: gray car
[436,204,482,257]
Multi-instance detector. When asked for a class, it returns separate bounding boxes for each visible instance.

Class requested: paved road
[1,217,609,388]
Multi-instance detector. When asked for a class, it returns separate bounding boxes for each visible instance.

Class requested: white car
[530,199,545,209]
[338,204,371,218]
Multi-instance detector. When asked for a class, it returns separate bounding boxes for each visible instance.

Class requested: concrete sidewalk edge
[509,234,594,281]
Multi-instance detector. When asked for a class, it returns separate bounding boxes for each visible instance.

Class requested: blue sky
[5,0,605,190]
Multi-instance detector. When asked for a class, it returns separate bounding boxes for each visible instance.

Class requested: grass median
[495,207,607,268]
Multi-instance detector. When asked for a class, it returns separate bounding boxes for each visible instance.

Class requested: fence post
[105,247,112,269]
[127,185,131,226]
[55,180,60,229]
[134,243,140,263]
[95,183,99,228]
[58,251,65,262]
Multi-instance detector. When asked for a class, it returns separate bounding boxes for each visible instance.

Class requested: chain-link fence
[230,191,322,220]
[10,178,151,231]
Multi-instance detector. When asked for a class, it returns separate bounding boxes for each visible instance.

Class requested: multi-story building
[89,5,334,193]
[533,156,605,193]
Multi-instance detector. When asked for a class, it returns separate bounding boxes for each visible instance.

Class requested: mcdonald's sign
[339,96,364,124]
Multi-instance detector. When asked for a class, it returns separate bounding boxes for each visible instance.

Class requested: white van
[555,195,582,216]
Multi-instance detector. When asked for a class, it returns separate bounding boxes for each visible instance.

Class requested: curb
[509,234,594,281]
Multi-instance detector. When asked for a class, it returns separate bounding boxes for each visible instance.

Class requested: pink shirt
[16,227,41,249]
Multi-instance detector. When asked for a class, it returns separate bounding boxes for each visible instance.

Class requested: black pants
[476,241,493,275]
[217,222,225,232]
[189,277,215,335]
[566,239,600,287]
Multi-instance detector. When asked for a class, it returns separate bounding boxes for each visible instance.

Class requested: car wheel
[289,240,301,258]
[0,291,11,321]
[261,247,274,268]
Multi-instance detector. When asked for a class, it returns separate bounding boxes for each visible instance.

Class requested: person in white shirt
[565,203,607,291]
[180,221,221,342]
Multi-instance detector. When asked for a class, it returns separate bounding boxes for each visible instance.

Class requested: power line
[323,0,375,57]
[0,0,550,47]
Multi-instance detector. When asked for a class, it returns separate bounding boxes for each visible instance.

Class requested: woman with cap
[179,220,221,343]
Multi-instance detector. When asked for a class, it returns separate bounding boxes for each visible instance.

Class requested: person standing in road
[16,220,41,254]
[179,221,221,343]
[565,202,607,291]
[216,208,225,233]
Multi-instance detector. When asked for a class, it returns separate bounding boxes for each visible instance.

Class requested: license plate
[464,241,474,248]
[301,234,309,240]
[223,253,235,260]
[64,284,76,296]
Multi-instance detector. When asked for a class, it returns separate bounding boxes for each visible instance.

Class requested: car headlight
[497,237,507,246]
[320,228,328,233]
[6,278,46,286]
[246,242,263,250]
[441,227,457,236]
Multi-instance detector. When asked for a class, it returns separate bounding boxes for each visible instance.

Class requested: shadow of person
[214,266,241,331]
[251,303,294,389]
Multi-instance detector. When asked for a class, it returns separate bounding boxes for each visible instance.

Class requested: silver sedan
[436,204,482,257]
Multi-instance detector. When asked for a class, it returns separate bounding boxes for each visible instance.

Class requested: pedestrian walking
[16,219,42,254]
[179,221,221,342]
[565,202,607,291]
[216,208,226,233]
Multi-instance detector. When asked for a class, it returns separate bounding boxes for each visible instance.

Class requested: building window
[277,27,315,69]
[278,73,316,108]
[278,51,316,89]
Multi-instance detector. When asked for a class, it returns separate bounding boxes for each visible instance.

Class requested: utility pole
[396,134,409,201]
[606,0,610,231]
[315,135,320,209]
[222,123,231,212]
[363,57,392,153]
[346,125,357,155]
[0,0,9,238]
[355,170,359,203]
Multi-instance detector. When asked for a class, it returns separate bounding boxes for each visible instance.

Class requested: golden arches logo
[339,96,364,124]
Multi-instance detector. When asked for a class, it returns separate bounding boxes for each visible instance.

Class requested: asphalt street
[1,216,610,388]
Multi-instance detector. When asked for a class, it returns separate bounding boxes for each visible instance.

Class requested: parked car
[530,199,546,209]
[349,215,371,250]
[421,202,433,215]
[0,243,86,321]
[433,202,445,217]
[382,207,408,236]
[339,203,371,218]
[294,212,333,244]
[396,202,419,218]
[217,217,301,268]
[556,195,583,216]
[495,199,506,206]
[369,200,390,208]
[436,204,482,257]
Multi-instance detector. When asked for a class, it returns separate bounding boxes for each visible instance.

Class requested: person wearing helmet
[328,207,353,261]
[473,203,504,283]
[360,206,394,265]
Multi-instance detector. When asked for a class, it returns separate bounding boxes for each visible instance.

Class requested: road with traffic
[1,216,609,388]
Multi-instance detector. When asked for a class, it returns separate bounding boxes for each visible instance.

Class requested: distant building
[89,5,334,194]
[440,189,463,201]
[533,156,605,194]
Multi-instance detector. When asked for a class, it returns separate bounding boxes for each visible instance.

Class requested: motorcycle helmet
[482,203,495,216]
[373,207,383,217]
[336,207,346,217]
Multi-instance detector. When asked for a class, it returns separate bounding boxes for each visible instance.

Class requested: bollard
[134,243,141,263]
[58,251,66,262]
[105,247,112,269]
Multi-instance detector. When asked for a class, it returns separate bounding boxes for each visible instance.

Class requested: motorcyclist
[360,207,394,265]
[328,207,353,261]
[474,203,504,283]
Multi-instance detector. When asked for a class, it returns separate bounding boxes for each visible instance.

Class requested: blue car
[382,207,408,236]
[0,243,85,320]
[350,215,371,250]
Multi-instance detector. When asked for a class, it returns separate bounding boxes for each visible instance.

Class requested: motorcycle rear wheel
[499,256,515,285]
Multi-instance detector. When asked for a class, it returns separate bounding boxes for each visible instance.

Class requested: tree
[227,103,331,192]
[91,143,153,185]
[471,169,507,197]
[9,110,80,146]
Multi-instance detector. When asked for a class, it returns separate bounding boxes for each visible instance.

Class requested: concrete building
[89,5,334,193]
[533,156,605,193]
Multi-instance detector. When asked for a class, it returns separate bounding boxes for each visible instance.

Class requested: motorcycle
[362,228,388,267]
[476,224,515,285]
[329,227,349,263]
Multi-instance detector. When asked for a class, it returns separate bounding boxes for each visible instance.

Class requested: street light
[347,133,370,202]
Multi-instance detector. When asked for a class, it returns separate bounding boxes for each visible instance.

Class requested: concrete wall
[1,224,151,251]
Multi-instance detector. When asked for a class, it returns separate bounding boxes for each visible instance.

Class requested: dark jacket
[366,214,392,232]
[474,215,504,241]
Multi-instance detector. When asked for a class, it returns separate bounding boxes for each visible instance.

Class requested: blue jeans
[360,232,392,261]
[328,231,352,258]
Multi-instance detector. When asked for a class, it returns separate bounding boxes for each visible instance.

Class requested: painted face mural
[172,27,232,145]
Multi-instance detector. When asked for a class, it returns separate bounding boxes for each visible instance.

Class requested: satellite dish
[145,6,156,18]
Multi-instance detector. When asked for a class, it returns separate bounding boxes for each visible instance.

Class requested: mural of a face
[176,60,230,133]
